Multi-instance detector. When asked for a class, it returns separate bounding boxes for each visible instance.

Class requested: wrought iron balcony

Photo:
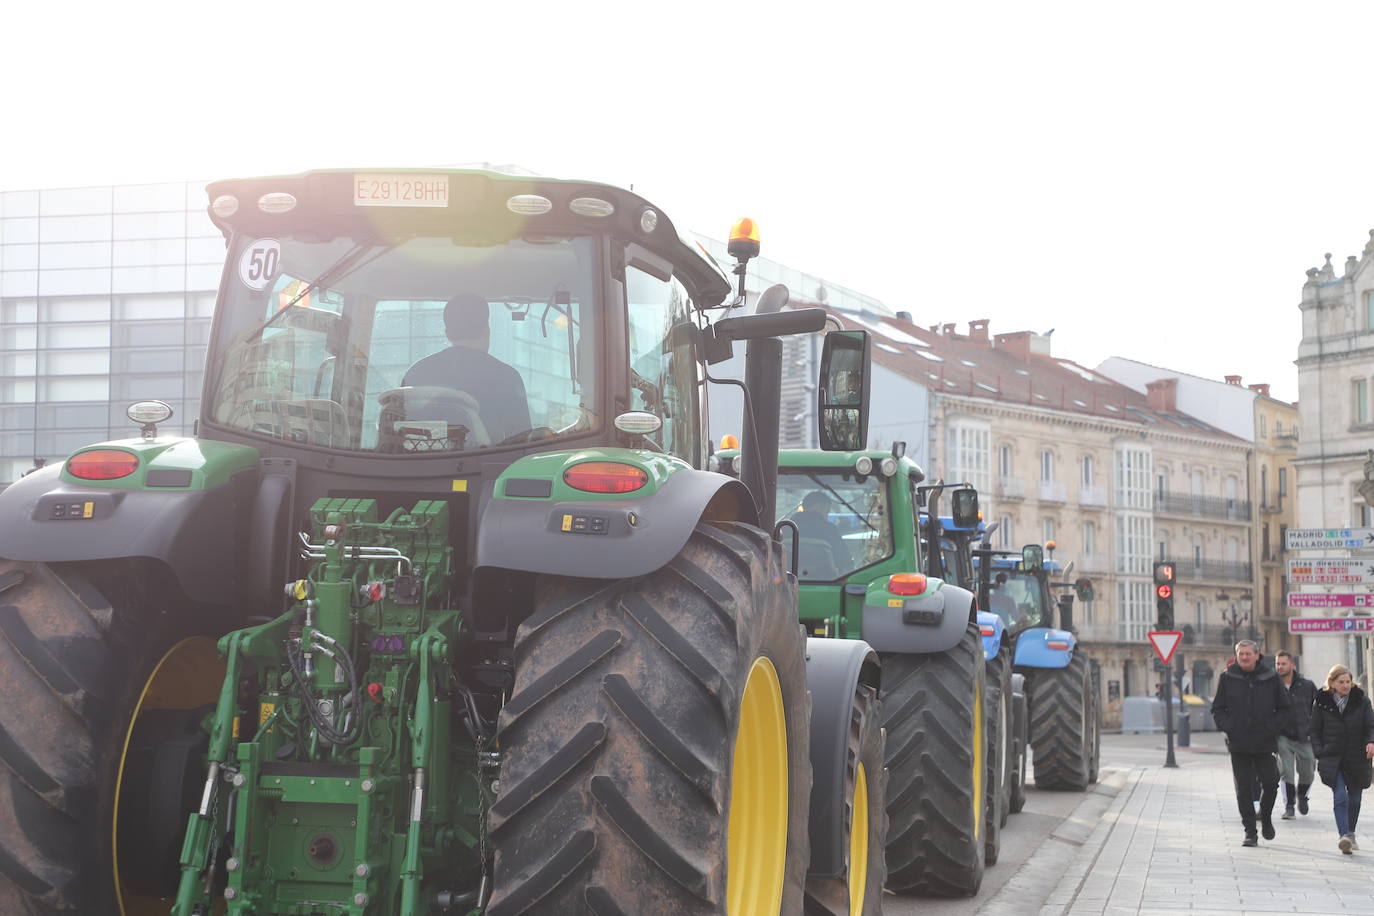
[1078,485,1107,507]
[1155,490,1252,522]
[1166,557,1253,584]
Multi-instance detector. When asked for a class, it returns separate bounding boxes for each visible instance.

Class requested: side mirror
[1021,544,1044,572]
[817,330,871,451]
[1075,577,1095,603]
[951,487,979,528]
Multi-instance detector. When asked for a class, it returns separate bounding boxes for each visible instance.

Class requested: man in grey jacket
[1275,650,1317,818]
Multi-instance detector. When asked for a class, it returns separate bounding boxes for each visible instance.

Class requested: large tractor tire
[488,521,812,916]
[803,683,887,916]
[983,649,1012,865]
[1026,653,1096,791]
[880,623,987,897]
[1008,674,1029,814]
[0,559,230,916]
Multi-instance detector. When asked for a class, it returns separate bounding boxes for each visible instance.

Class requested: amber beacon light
[727,217,760,261]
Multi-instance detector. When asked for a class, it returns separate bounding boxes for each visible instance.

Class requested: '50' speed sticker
[238,239,281,291]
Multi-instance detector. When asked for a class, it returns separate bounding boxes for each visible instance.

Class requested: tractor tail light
[1047,639,1072,651]
[563,462,648,494]
[67,449,140,480]
[888,573,928,596]
[979,624,995,637]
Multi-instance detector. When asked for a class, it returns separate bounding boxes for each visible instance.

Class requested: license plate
[353,174,449,207]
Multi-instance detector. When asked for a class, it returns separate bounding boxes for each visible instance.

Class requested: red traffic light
[1156,584,1173,600]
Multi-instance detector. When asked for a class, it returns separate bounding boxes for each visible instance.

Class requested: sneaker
[1339,835,1353,854]
[1243,833,1259,847]
[1299,795,1309,815]
[1282,805,1296,820]
[1261,816,1276,840]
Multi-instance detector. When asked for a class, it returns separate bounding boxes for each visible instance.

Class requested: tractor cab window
[985,570,1045,631]
[777,470,894,581]
[208,234,597,453]
[625,265,700,463]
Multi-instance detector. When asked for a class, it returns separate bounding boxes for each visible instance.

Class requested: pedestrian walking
[1274,650,1317,818]
[1310,664,1374,854]
[1210,640,1292,846]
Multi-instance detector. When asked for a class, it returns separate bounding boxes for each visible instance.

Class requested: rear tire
[880,623,987,897]
[803,684,887,916]
[1026,653,1095,791]
[488,521,811,915]
[0,559,229,915]
[983,650,1012,864]
[1008,674,1028,814]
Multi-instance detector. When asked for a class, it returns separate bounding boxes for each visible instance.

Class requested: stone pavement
[1040,761,1374,915]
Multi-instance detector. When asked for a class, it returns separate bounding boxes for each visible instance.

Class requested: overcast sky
[6,1,1373,402]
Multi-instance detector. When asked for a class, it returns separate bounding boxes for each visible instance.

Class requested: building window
[1195,599,1205,628]
[1278,467,1287,497]
[1082,521,1096,555]
[1115,513,1152,575]
[1116,445,1153,510]
[1193,543,1203,565]
[1366,290,1374,330]
[1261,466,1269,501]
[1117,580,1154,641]
[1042,518,1055,544]
[1360,503,1374,527]
[946,423,991,494]
[1357,378,1370,425]
[1040,448,1055,482]
[997,515,1014,549]
[1081,454,1094,487]
[998,444,1012,477]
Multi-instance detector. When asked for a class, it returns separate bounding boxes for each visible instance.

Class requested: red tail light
[979,625,995,637]
[888,573,928,596]
[1046,639,1071,651]
[563,462,648,494]
[67,449,139,480]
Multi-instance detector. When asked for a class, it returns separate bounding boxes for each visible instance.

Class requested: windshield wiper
[241,241,392,342]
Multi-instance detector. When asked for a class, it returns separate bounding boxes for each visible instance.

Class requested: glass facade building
[0,182,223,483]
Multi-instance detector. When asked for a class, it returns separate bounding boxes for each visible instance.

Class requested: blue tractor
[975,545,1100,791]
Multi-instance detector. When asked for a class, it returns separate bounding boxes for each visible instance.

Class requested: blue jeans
[1333,771,1363,836]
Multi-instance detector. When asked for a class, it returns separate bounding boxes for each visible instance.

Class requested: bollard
[1176,710,1191,747]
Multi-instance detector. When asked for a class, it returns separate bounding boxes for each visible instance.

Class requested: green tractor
[0,169,888,915]
[716,445,991,896]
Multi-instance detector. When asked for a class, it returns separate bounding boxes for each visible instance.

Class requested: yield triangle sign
[1148,631,1183,666]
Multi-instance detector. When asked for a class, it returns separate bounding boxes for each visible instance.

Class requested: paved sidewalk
[1041,762,1374,915]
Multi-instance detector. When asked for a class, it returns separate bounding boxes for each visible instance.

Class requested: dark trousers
[1333,771,1364,836]
[1230,751,1279,827]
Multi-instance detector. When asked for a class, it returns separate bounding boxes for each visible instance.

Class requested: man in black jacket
[1210,640,1293,846]
[1275,650,1317,818]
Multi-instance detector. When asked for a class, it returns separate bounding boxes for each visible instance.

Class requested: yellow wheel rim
[726,656,789,916]
[848,762,869,916]
[972,686,984,842]
[113,637,225,916]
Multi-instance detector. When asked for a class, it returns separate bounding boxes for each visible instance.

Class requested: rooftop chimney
[1248,382,1271,397]
[895,310,913,323]
[942,322,957,337]
[1224,375,1242,386]
[1146,378,1178,412]
[994,331,1031,360]
[969,319,990,343]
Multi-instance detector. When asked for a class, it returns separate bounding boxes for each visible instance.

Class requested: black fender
[0,462,257,604]
[860,582,977,655]
[474,467,757,579]
[804,637,881,879]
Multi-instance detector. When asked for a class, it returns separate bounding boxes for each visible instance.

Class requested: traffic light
[1153,562,1176,629]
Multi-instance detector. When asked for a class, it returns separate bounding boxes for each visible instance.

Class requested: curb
[976,766,1141,916]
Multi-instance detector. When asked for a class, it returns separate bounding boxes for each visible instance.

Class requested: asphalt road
[880,730,1221,915]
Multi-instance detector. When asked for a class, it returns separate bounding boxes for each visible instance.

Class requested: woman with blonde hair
[1310,664,1374,853]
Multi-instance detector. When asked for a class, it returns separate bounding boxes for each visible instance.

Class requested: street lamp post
[1218,591,1256,648]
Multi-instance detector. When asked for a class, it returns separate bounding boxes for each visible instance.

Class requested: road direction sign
[1148,630,1183,665]
[1289,616,1374,634]
[1287,558,1374,584]
[1288,592,1374,609]
[1285,527,1374,551]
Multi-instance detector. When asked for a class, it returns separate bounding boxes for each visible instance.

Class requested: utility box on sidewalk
[1121,696,1181,733]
